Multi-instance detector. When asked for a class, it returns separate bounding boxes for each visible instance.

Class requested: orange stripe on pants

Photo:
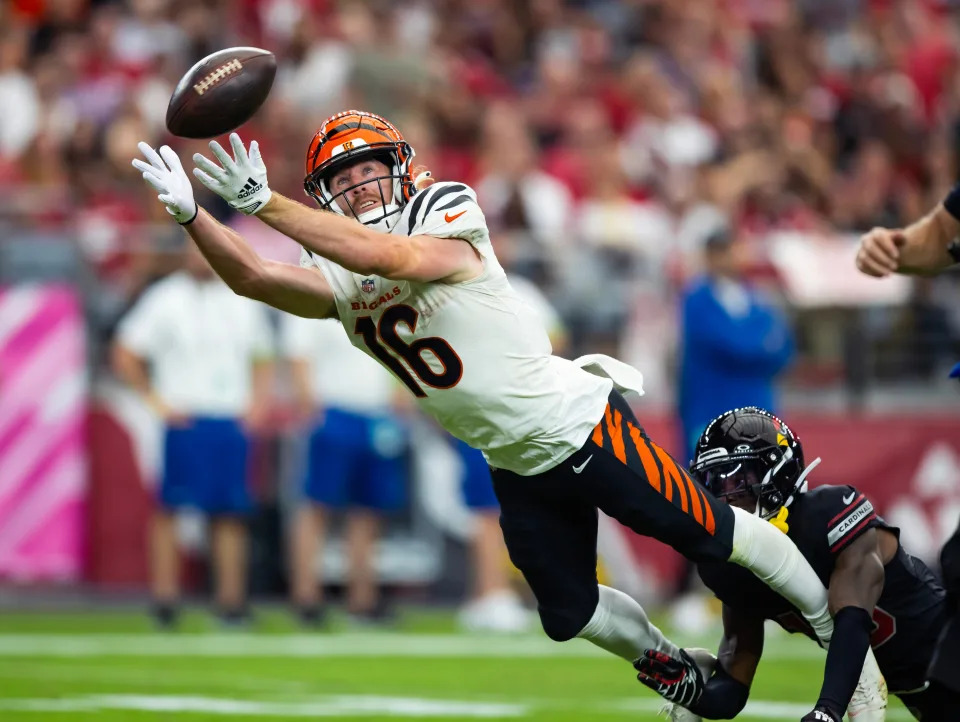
[684,473,705,526]
[591,416,605,447]
[699,485,716,535]
[627,422,661,493]
[604,406,627,464]
[654,445,687,513]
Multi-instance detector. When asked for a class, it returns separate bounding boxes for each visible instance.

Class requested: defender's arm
[636,604,759,719]
[691,604,760,719]
[132,142,337,319]
[716,603,765,688]
[808,529,886,719]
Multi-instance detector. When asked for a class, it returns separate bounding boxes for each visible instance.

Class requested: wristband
[178,206,198,226]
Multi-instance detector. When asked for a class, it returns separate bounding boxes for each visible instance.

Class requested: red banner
[86,405,960,593]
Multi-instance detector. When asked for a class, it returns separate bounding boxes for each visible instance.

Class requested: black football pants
[490,390,734,641]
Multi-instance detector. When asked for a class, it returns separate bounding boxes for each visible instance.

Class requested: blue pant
[161,417,252,515]
[303,408,407,511]
[454,438,498,510]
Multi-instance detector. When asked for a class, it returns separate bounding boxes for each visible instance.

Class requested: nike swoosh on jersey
[572,455,592,474]
[445,210,467,223]
[842,492,857,505]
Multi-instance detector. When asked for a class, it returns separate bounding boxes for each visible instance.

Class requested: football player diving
[134,109,880,714]
[636,407,957,721]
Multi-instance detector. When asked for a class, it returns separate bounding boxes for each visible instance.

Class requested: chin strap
[358,201,401,231]
[759,456,822,525]
[791,456,822,497]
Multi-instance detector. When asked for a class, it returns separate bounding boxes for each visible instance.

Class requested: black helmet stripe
[326,122,392,138]
[308,122,394,171]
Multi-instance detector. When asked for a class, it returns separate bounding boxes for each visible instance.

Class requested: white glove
[132,143,198,224]
[192,132,272,215]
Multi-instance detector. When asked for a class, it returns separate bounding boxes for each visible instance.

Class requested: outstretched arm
[857,203,959,277]
[255,193,480,283]
[133,142,336,319]
[691,604,761,719]
[190,133,480,283]
[185,209,337,319]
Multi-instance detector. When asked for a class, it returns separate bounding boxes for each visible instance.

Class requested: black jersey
[697,484,948,693]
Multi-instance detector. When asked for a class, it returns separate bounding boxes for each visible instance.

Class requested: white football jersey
[302,181,614,475]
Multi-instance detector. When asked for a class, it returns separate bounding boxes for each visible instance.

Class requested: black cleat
[216,606,253,630]
[296,605,328,629]
[151,602,180,630]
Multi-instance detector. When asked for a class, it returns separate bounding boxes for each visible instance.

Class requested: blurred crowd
[3,0,960,389]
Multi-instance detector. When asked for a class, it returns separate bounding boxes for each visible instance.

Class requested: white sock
[728,506,834,645]
[575,584,680,662]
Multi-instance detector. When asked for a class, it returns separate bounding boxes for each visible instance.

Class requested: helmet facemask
[690,407,817,520]
[304,144,414,232]
[304,110,416,234]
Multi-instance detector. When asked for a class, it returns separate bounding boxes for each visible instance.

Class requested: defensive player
[135,110,853,701]
[856,194,960,708]
[635,407,955,721]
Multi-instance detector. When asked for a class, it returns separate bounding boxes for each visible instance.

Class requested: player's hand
[800,706,842,722]
[192,132,272,215]
[132,142,198,225]
[634,649,704,708]
[856,227,906,278]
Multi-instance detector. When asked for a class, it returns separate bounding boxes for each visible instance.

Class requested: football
[165,47,277,139]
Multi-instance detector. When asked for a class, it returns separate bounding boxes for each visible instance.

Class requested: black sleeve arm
[815,606,874,717]
[690,664,750,720]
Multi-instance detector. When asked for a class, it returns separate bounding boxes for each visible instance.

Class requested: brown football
[165,47,277,139]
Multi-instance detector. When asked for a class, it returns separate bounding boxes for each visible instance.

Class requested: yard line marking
[0,694,917,720]
[0,632,821,660]
[0,694,527,717]
[0,660,314,692]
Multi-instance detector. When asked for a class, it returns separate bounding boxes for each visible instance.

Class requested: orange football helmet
[304,110,415,230]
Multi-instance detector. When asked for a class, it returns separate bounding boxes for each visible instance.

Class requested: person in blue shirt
[678,227,795,466]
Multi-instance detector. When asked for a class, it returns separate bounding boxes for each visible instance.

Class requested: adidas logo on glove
[238,178,263,199]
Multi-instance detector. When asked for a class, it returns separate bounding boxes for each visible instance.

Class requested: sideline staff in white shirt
[113,244,274,628]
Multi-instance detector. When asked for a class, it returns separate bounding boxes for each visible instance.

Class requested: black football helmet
[689,407,809,518]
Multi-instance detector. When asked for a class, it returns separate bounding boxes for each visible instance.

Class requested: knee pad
[538,605,594,642]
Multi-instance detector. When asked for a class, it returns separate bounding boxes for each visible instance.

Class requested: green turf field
[0,608,912,721]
